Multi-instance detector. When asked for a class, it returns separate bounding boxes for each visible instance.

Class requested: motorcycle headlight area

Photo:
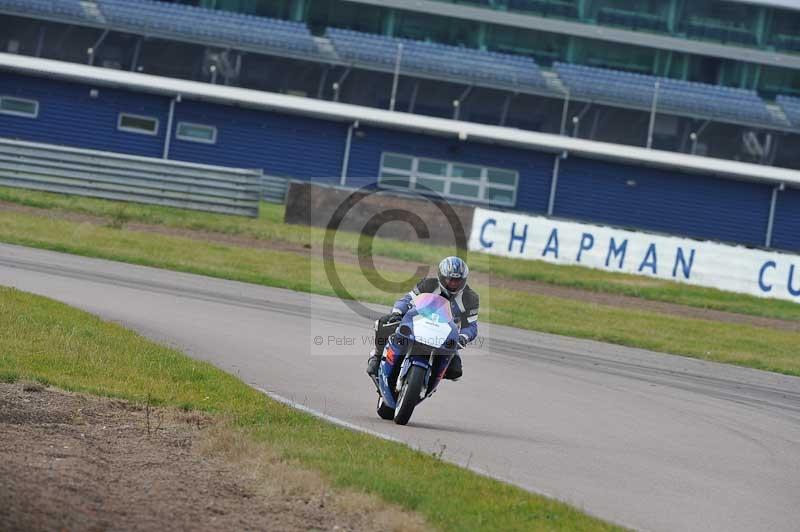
[409,341,437,358]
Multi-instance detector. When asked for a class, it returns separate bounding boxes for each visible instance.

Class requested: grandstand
[101,0,317,56]
[777,96,800,128]
[553,63,778,126]
[0,0,798,169]
[326,28,552,93]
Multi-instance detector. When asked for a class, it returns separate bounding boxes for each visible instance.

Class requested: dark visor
[445,277,464,290]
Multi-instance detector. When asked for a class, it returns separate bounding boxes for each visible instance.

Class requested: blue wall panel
[169,100,346,180]
[348,126,554,212]
[1,70,795,252]
[0,72,167,157]
[771,187,800,252]
[556,156,772,247]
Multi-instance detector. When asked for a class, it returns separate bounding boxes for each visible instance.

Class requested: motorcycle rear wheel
[394,365,425,425]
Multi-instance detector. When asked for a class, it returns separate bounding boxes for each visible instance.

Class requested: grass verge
[0,286,621,531]
[1,209,799,375]
[1,186,799,321]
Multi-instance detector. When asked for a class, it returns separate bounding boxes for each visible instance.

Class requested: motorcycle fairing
[376,294,460,409]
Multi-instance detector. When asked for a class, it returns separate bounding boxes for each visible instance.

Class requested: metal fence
[261,174,289,204]
[0,138,262,217]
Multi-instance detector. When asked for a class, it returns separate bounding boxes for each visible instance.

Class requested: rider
[366,256,479,380]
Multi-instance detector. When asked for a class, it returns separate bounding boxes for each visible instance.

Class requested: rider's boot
[366,349,380,377]
[443,353,463,380]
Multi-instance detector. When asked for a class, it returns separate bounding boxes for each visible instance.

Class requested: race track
[2,243,799,532]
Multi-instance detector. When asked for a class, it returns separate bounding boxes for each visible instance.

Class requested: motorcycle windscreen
[411,293,456,348]
[413,293,453,324]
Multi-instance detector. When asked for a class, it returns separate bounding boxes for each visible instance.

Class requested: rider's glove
[457,334,469,349]
[386,309,403,325]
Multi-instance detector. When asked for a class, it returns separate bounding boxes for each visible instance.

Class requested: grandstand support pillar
[332,68,351,102]
[663,52,674,77]
[383,11,396,37]
[751,65,762,91]
[765,183,784,248]
[577,0,589,21]
[453,86,473,120]
[689,120,710,155]
[559,90,571,136]
[408,81,420,113]
[34,26,46,58]
[667,0,682,34]
[547,152,565,217]
[163,95,180,160]
[291,0,306,22]
[566,36,577,64]
[317,66,330,99]
[755,8,768,46]
[571,103,591,138]
[130,36,143,72]
[340,121,358,186]
[499,93,515,127]
[767,134,780,166]
[477,23,487,50]
[646,81,660,149]
[589,110,601,140]
[87,29,109,66]
[390,43,404,111]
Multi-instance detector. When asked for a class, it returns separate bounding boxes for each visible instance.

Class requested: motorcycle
[369,293,460,425]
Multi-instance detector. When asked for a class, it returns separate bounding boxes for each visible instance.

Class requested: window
[0,96,38,118]
[379,153,518,207]
[117,113,159,135]
[176,122,218,144]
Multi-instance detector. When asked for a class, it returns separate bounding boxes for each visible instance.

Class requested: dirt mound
[0,383,424,532]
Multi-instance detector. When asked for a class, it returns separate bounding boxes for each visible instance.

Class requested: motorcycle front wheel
[394,365,425,425]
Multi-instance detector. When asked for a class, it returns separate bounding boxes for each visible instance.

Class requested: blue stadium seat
[327,28,551,92]
[554,62,778,127]
[777,96,800,128]
[97,0,318,55]
[0,0,88,22]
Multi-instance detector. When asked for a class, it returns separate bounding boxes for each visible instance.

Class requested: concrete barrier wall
[284,182,474,247]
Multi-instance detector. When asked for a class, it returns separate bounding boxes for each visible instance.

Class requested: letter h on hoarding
[508,222,528,254]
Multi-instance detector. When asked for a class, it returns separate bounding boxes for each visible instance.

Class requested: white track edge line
[251,385,641,531]
[253,386,405,444]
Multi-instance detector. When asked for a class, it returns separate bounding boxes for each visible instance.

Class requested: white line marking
[252,384,641,530]
[253,386,405,444]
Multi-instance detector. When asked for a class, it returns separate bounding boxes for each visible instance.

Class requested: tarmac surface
[2,243,799,532]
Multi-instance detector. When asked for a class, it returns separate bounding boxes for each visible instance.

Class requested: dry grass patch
[201,423,429,532]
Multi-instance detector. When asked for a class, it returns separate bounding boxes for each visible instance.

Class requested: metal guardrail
[261,175,289,204]
[0,138,262,217]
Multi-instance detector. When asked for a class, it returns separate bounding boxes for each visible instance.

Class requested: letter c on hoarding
[479,218,496,249]
[758,261,776,293]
